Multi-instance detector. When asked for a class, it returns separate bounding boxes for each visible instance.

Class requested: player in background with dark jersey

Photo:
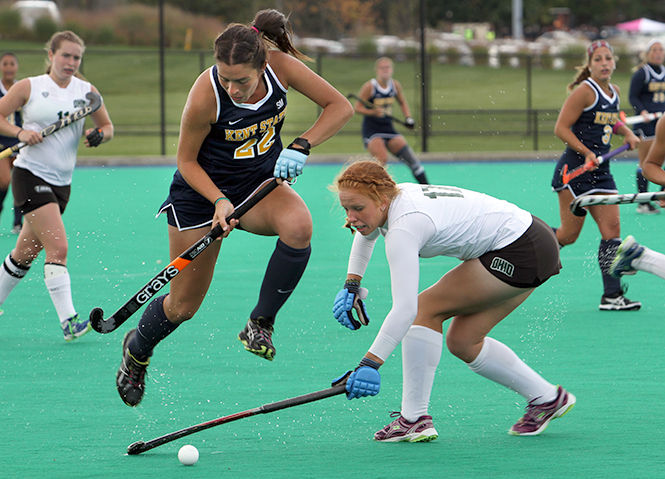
[551,41,645,311]
[115,9,353,407]
[354,57,429,184]
[629,39,665,214]
[0,52,23,234]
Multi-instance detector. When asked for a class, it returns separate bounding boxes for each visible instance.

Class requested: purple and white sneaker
[509,386,575,436]
[374,412,438,442]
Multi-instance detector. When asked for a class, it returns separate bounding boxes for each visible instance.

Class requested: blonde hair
[331,160,400,232]
[633,39,664,72]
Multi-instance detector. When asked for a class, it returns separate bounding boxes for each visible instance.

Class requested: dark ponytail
[214,9,310,70]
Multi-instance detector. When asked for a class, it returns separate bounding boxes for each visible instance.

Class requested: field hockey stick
[126,384,346,455]
[89,178,280,334]
[561,143,631,185]
[346,93,411,127]
[619,110,664,126]
[0,91,102,159]
[570,191,665,216]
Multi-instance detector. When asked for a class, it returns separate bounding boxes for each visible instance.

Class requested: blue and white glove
[404,117,415,129]
[332,279,369,330]
[331,357,381,400]
[273,138,310,179]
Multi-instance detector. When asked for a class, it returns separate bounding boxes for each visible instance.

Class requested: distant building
[11,1,61,29]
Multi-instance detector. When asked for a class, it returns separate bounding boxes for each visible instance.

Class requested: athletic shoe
[374,412,438,442]
[598,294,641,311]
[116,328,150,406]
[238,317,275,360]
[62,314,91,342]
[636,203,659,214]
[609,235,645,278]
[509,386,576,436]
[10,225,21,235]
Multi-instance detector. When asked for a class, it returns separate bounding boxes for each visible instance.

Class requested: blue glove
[332,279,369,331]
[332,357,381,400]
[273,139,309,179]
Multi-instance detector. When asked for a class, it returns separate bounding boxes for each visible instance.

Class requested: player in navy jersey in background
[630,39,665,214]
[115,9,353,407]
[550,41,646,311]
[353,57,429,184]
[0,52,24,234]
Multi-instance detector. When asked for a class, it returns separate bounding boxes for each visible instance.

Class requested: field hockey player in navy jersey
[115,9,353,407]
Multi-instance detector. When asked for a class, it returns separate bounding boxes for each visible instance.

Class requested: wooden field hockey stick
[570,191,665,216]
[619,110,664,126]
[346,93,411,127]
[0,91,102,159]
[89,178,280,334]
[126,384,347,455]
[561,143,631,185]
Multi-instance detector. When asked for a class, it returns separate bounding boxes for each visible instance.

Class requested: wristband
[16,128,23,139]
[612,121,625,134]
[359,357,381,369]
[214,196,230,206]
[288,137,311,155]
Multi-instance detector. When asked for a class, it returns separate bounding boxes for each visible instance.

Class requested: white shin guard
[44,263,76,324]
[467,337,557,404]
[401,325,443,423]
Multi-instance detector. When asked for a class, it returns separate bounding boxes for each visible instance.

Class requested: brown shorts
[478,215,561,288]
[12,166,71,215]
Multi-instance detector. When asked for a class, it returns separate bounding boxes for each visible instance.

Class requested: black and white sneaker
[598,294,641,311]
[238,317,275,361]
[116,329,150,406]
[636,203,660,215]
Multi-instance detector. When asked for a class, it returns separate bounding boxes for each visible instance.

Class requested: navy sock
[599,239,622,297]
[13,206,21,227]
[129,295,179,361]
[250,239,311,324]
[636,168,649,193]
[0,188,7,215]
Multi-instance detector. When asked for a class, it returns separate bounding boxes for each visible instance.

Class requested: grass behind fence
[4,41,636,156]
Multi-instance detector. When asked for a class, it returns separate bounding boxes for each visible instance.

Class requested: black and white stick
[570,191,665,216]
[0,91,102,159]
[90,178,280,334]
[126,384,346,455]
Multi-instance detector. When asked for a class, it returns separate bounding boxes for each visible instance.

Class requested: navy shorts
[551,148,617,197]
[479,215,561,288]
[633,122,656,138]
[362,121,400,148]
[158,164,275,231]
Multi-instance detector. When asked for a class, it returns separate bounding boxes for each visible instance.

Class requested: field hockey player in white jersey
[0,31,114,341]
[330,160,575,442]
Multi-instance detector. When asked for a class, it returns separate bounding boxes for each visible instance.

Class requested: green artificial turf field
[1,160,664,478]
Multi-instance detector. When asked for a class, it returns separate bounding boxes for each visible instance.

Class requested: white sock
[401,325,443,422]
[0,254,29,305]
[44,263,76,324]
[632,247,665,280]
[467,337,557,404]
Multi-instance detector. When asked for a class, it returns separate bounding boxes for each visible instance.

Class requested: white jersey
[346,183,532,361]
[14,74,92,186]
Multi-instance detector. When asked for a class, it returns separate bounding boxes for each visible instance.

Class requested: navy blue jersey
[173,63,287,189]
[629,63,665,135]
[362,78,397,136]
[570,78,619,157]
[0,83,22,150]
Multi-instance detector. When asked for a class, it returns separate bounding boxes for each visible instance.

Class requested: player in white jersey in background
[0,31,113,340]
[330,160,574,442]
